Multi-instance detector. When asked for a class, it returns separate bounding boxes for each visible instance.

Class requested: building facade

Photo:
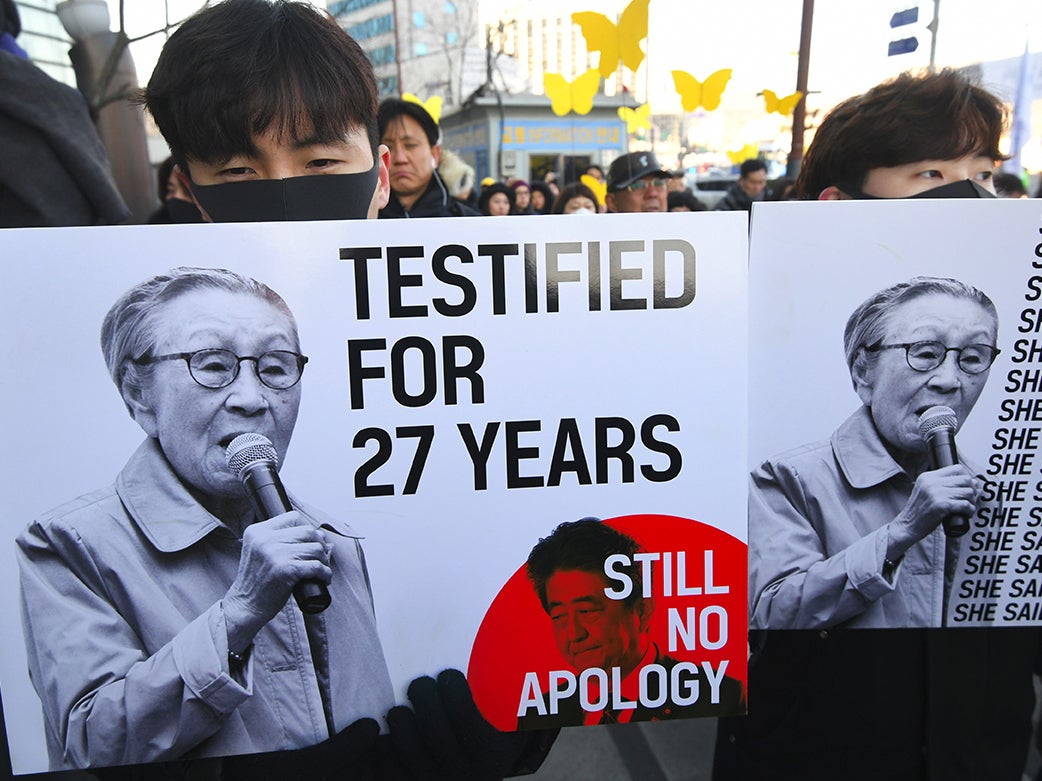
[479,0,646,104]
[327,0,646,109]
[328,0,481,108]
[12,0,74,84]
[441,93,627,185]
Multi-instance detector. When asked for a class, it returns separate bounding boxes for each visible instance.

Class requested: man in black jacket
[378,98,478,218]
[713,158,767,212]
[0,0,128,227]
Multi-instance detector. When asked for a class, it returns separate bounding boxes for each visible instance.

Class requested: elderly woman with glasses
[749,276,999,630]
[16,267,395,769]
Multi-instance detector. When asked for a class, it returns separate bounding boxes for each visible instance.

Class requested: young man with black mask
[143,0,388,223]
[377,97,479,218]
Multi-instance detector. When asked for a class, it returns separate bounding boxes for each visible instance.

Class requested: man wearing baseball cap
[605,151,675,213]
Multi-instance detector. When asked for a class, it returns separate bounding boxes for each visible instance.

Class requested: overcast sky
[110,0,1040,161]
[112,0,1041,101]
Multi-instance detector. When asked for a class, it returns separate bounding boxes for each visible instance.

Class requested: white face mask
[568,207,596,215]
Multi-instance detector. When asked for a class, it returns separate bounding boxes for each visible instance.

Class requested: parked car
[686,174,737,210]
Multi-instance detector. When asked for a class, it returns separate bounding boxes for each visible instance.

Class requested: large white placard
[1,212,748,773]
[749,199,1042,629]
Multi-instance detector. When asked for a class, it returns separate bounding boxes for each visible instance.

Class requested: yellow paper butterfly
[727,143,760,165]
[618,103,651,134]
[543,70,601,116]
[580,174,607,207]
[572,0,650,78]
[402,93,443,124]
[762,89,803,116]
[672,69,732,112]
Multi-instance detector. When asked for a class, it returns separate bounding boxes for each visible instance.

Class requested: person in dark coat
[377,98,477,218]
[713,158,767,212]
[0,0,128,228]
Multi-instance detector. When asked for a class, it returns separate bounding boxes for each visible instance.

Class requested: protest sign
[748,198,1042,629]
[0,212,748,773]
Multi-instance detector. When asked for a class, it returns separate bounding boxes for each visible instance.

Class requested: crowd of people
[370,148,798,220]
[339,94,1039,223]
[2,0,1042,779]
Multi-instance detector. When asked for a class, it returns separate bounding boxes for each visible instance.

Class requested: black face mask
[187,165,378,222]
[839,179,997,200]
[166,197,205,224]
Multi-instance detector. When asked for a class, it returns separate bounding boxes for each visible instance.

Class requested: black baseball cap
[606,151,675,191]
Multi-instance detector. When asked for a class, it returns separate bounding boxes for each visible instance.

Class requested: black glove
[89,717,382,781]
[378,669,558,781]
[221,716,381,781]
[90,673,556,781]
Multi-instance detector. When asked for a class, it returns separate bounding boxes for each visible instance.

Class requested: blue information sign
[887,36,919,56]
[889,7,919,27]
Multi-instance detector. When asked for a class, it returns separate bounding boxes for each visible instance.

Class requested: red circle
[467,514,747,730]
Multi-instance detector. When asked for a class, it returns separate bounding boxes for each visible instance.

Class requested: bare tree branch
[85,0,212,113]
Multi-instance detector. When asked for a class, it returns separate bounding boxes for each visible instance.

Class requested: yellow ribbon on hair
[402,93,443,124]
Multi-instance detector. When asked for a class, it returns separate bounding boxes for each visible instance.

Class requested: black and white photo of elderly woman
[16,267,395,769]
[749,276,999,630]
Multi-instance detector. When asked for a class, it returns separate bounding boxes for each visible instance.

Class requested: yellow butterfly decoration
[672,68,732,112]
[572,0,650,78]
[727,143,760,165]
[543,70,601,116]
[762,89,803,116]
[580,174,607,207]
[402,93,443,124]
[618,103,651,134]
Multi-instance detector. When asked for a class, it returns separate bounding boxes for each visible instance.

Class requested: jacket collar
[831,405,907,489]
[115,438,358,553]
[381,170,450,217]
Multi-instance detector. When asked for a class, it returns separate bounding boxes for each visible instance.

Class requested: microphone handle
[926,429,969,538]
[241,465,332,614]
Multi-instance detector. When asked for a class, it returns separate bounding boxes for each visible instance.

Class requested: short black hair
[477,181,515,214]
[143,0,379,170]
[667,190,705,211]
[155,157,176,201]
[526,519,644,612]
[993,171,1027,197]
[796,69,1006,199]
[1,0,21,37]
[378,98,440,147]
[739,158,767,178]
[551,182,598,214]
[529,181,554,213]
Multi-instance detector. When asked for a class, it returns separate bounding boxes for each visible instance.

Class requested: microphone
[225,433,331,614]
[917,405,968,537]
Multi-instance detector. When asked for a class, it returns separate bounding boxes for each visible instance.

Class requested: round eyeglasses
[864,341,999,375]
[135,348,308,389]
